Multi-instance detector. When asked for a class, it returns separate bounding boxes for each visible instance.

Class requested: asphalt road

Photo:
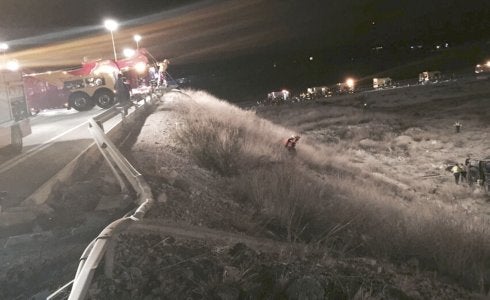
[0,107,119,208]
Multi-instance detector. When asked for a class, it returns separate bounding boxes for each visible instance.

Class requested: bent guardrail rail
[47,92,163,300]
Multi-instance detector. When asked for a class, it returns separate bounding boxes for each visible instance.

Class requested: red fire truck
[23,48,155,112]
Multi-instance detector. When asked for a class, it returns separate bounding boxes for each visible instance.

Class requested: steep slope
[89,84,490,298]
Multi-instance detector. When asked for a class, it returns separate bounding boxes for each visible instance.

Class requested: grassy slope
[160,80,490,295]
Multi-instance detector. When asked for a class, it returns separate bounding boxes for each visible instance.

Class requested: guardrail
[47,90,165,300]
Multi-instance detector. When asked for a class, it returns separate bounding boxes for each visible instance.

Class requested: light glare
[104,19,119,31]
[6,59,19,71]
[123,48,136,58]
[135,62,147,73]
[346,78,355,88]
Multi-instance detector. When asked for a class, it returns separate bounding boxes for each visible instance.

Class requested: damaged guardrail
[47,91,164,300]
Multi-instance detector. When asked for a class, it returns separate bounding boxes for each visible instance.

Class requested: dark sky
[1,0,489,99]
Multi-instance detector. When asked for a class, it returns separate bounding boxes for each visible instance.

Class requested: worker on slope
[285,135,300,154]
[451,163,463,185]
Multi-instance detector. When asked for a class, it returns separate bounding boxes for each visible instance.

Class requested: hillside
[89,78,490,299]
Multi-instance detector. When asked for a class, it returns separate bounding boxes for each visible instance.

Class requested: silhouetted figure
[115,73,130,105]
[451,163,463,184]
[285,135,300,154]
[454,121,462,133]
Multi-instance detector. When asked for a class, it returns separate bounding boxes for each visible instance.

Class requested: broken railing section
[47,94,160,300]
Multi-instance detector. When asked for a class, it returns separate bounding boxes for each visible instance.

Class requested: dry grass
[168,89,490,293]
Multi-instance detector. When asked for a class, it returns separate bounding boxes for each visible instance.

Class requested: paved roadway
[0,107,120,208]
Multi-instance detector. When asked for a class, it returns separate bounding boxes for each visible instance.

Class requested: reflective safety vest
[451,165,462,174]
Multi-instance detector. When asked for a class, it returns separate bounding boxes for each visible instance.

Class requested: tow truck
[0,65,31,153]
[23,48,156,112]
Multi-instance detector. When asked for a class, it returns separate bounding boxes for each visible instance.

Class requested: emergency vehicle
[0,67,31,153]
[23,48,155,112]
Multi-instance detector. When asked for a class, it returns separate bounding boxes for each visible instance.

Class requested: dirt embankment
[87,85,490,299]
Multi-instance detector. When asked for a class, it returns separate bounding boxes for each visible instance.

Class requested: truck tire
[69,92,95,111]
[9,126,22,154]
[94,89,115,109]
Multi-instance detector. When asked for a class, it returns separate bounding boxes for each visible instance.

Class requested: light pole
[133,35,142,50]
[104,19,119,61]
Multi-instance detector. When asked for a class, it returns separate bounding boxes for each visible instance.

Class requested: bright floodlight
[6,59,19,71]
[135,62,146,73]
[133,35,142,42]
[0,43,8,50]
[123,48,136,58]
[104,19,118,31]
[346,78,355,88]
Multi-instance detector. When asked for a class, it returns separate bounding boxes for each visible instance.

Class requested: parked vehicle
[306,86,331,99]
[475,61,490,74]
[0,68,31,153]
[23,48,155,112]
[373,77,392,89]
[418,71,442,84]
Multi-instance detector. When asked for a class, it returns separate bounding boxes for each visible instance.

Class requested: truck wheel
[94,90,115,109]
[69,92,95,111]
[9,126,22,154]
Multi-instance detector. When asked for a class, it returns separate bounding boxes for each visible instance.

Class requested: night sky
[1,0,489,100]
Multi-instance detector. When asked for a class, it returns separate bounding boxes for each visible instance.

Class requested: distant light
[309,56,313,61]
[346,78,355,88]
[104,19,118,31]
[436,45,441,49]
[135,62,146,73]
[445,43,449,48]
[123,48,136,58]
[0,43,8,50]
[410,46,414,49]
[6,59,19,71]
[486,61,490,67]
[133,35,142,42]
[372,21,375,25]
